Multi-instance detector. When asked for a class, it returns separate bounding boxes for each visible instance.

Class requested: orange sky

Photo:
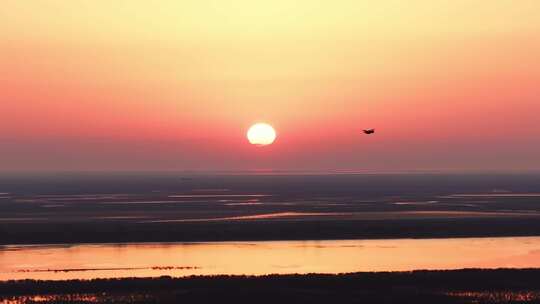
[1,1,539,172]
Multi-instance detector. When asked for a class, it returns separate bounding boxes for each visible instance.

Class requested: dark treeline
[2,269,540,303]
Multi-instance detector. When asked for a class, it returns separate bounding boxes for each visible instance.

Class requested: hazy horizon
[2,169,540,176]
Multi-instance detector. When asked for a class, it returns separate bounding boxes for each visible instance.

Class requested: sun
[247,123,277,146]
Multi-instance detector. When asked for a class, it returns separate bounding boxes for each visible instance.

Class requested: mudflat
[2,173,540,244]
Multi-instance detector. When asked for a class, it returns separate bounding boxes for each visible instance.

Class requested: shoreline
[3,217,540,245]
[3,268,540,285]
[3,233,540,248]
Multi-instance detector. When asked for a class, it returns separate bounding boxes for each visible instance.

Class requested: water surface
[2,236,540,281]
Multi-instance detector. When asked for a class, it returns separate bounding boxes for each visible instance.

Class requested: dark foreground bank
[2,269,540,304]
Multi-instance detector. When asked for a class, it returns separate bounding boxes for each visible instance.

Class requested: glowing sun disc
[247,123,277,146]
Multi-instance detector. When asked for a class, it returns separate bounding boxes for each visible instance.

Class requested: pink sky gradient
[1,1,539,172]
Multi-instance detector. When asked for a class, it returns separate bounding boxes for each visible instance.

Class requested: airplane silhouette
[363,129,375,135]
